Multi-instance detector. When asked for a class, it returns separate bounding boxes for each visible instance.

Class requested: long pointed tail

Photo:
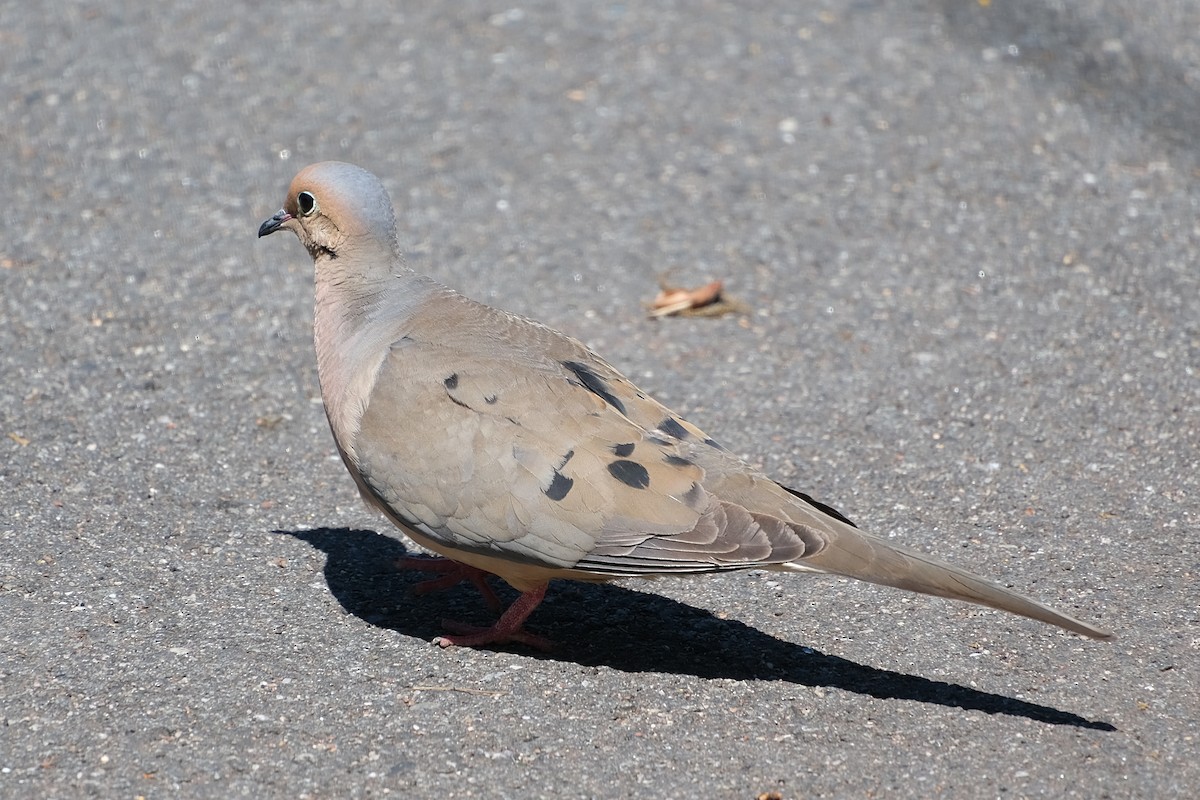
[782,520,1113,640]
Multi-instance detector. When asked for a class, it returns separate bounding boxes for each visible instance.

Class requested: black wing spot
[703,437,727,451]
[657,417,689,440]
[608,459,650,490]
[557,449,575,467]
[612,442,635,457]
[778,483,857,528]
[484,394,497,404]
[443,373,459,390]
[389,335,416,351]
[562,360,627,416]
[544,470,574,501]
[664,454,694,468]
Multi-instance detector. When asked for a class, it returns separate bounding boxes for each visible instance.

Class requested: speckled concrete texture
[1,2,1195,797]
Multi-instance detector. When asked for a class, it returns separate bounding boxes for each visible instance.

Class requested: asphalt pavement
[2,1,1197,797]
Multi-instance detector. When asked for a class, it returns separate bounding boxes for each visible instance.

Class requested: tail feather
[781,520,1113,640]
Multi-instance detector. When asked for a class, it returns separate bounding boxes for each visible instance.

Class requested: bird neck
[311,256,440,454]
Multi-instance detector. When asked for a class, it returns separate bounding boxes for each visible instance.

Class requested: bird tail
[778,521,1114,640]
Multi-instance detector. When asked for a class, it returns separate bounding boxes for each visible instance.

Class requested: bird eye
[296,191,318,216]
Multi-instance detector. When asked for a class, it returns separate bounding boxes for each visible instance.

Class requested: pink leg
[395,555,503,613]
[433,583,553,651]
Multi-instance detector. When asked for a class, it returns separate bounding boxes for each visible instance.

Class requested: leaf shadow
[278,527,1115,731]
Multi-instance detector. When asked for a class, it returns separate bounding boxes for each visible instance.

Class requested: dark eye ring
[297,191,318,216]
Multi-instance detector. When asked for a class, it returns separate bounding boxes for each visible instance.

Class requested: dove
[259,161,1113,649]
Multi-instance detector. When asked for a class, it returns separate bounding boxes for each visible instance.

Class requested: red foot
[432,584,553,651]
[395,555,503,613]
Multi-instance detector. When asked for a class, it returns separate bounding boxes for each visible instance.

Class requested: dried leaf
[647,277,750,318]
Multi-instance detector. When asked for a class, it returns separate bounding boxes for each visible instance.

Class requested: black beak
[258,209,291,238]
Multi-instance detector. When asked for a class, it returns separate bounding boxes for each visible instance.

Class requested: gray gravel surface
[2,1,1197,797]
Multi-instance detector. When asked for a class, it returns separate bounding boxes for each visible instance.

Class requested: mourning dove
[259,161,1113,649]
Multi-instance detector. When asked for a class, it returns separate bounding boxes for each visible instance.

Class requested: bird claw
[428,583,553,651]
[395,555,504,613]
[432,620,555,652]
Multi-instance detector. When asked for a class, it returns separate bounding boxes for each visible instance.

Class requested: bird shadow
[278,527,1115,731]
